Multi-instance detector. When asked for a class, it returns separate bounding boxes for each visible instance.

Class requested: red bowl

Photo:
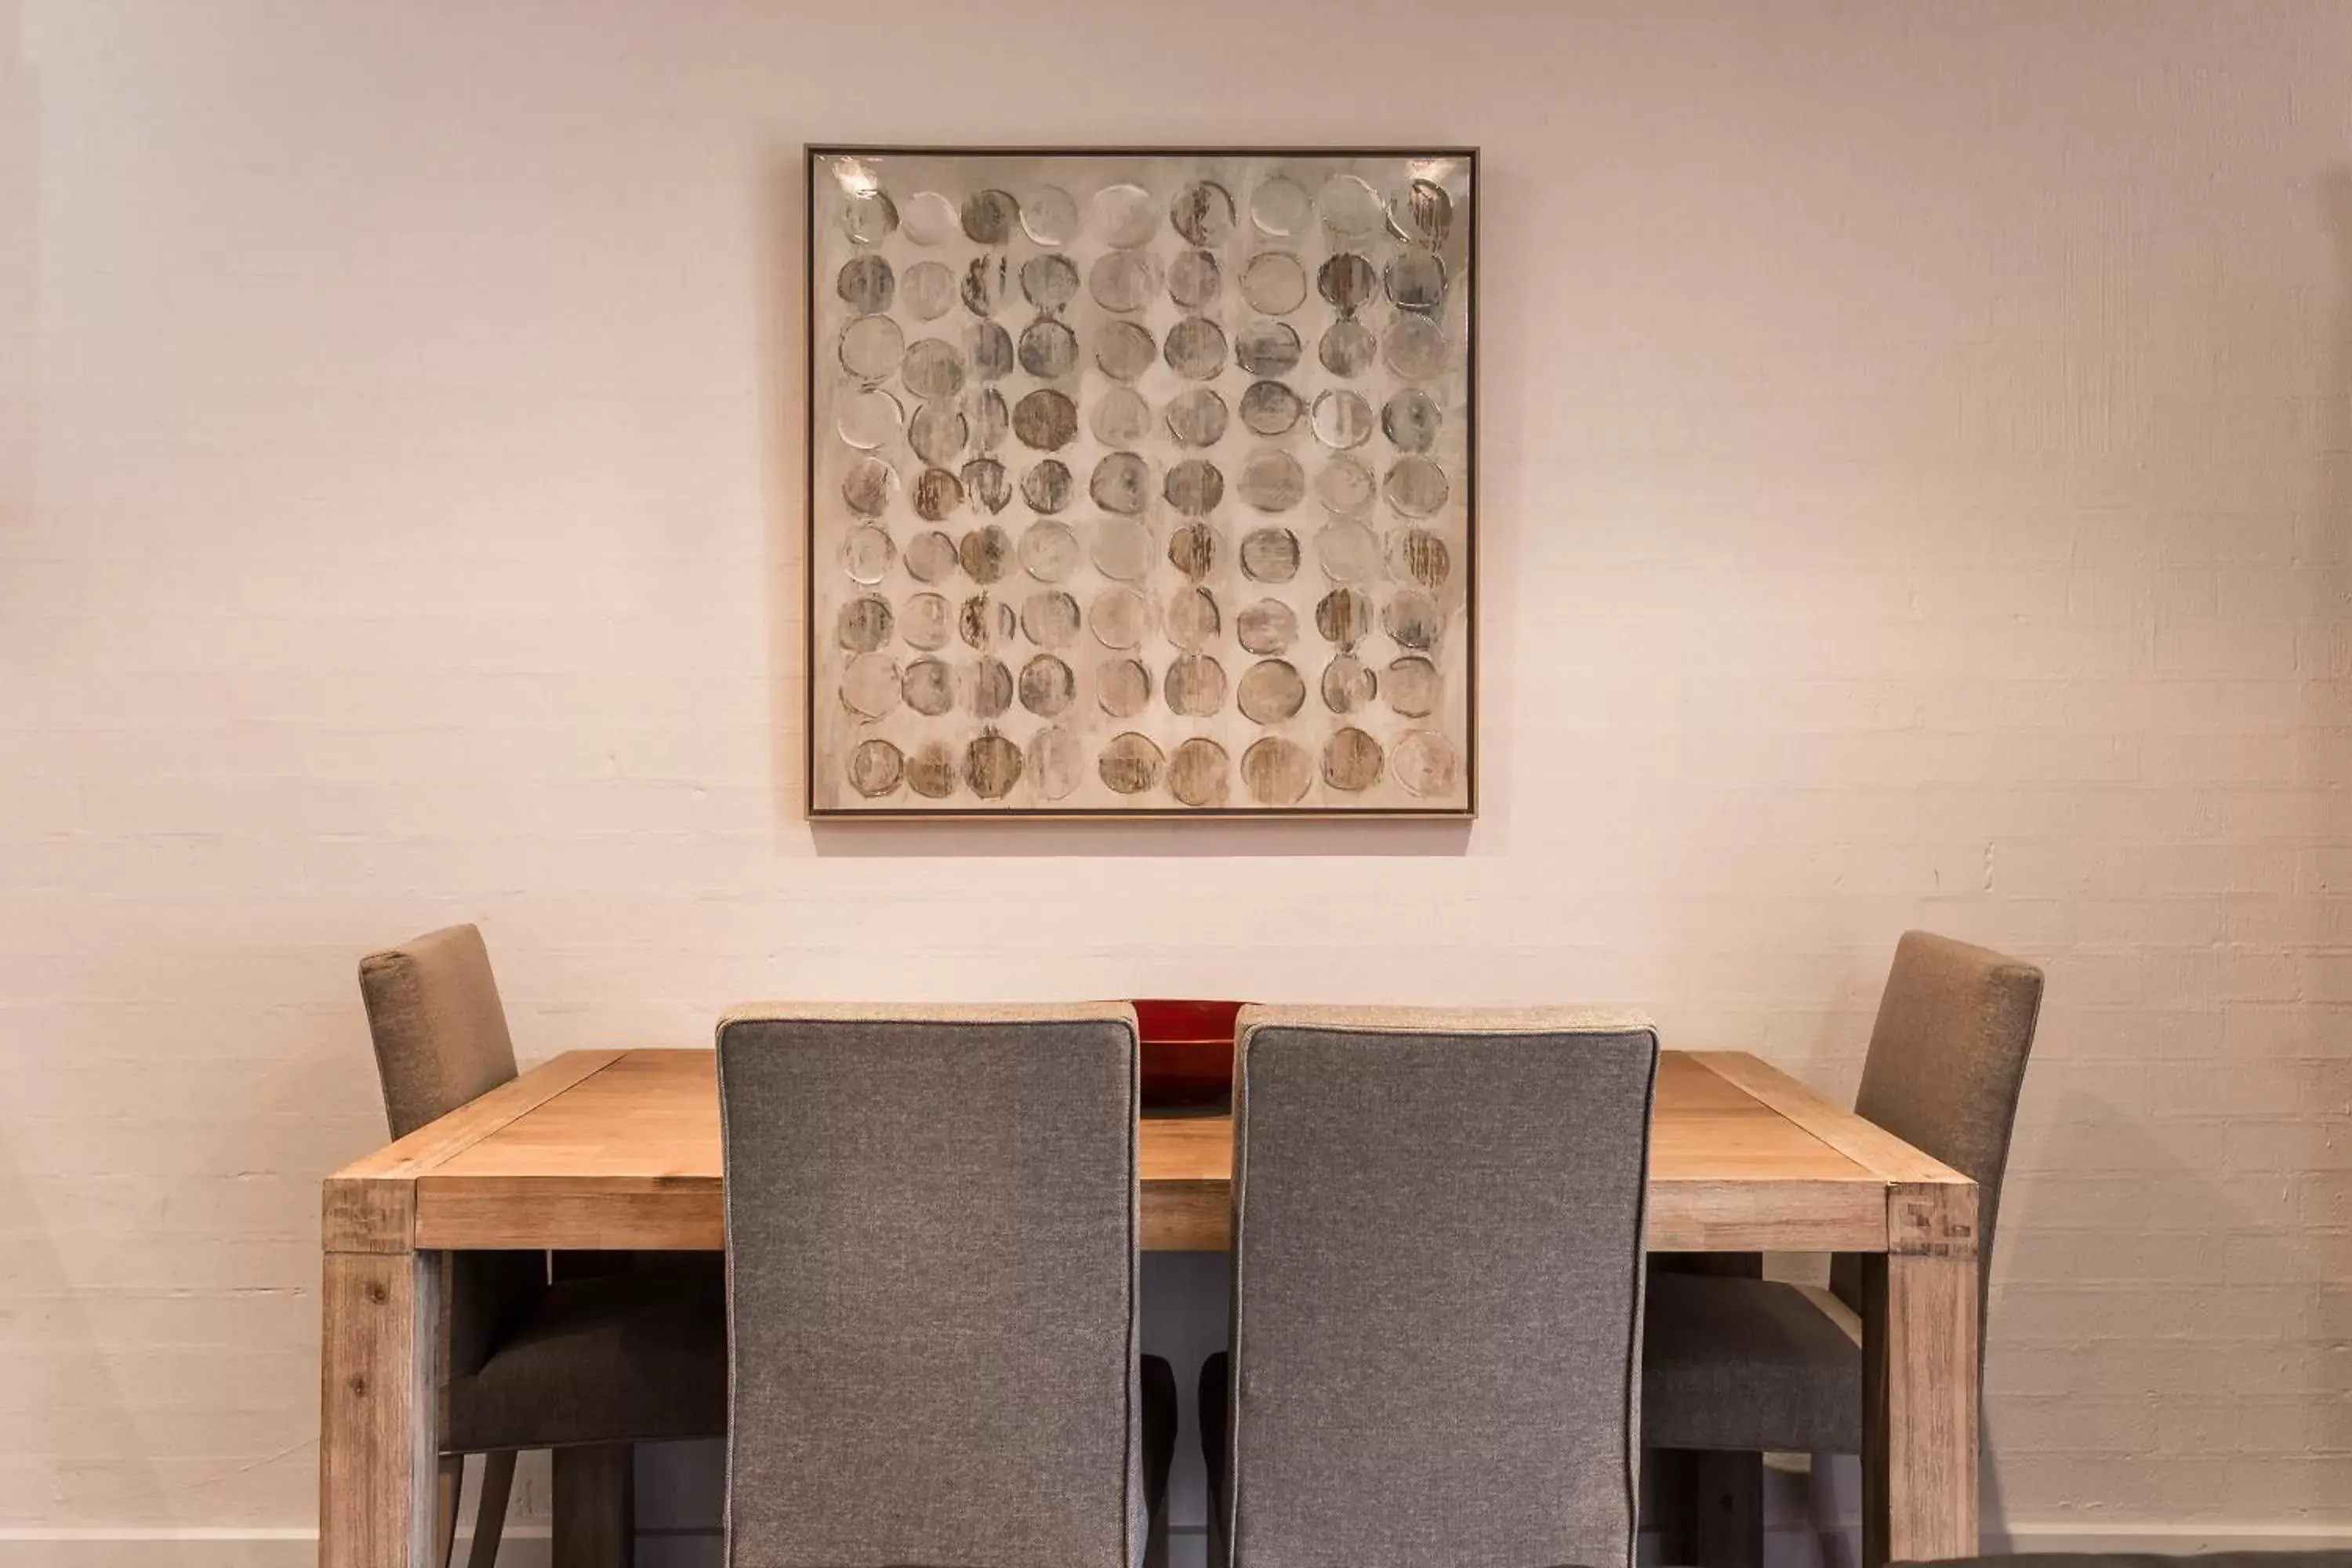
[1134,999,1242,1112]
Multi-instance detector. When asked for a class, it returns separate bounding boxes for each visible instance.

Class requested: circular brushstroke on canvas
[838,314,904,383]
[1166,586,1221,652]
[1384,455,1450,517]
[964,732,1024,799]
[1020,459,1073,514]
[1091,386,1152,446]
[1237,659,1307,724]
[1094,183,1160,248]
[1094,320,1157,383]
[837,253,894,314]
[960,189,1019,245]
[1320,653,1375,713]
[1098,658,1153,718]
[1091,518,1153,581]
[1315,517,1381,583]
[1386,526,1451,589]
[902,191,959,245]
[1018,318,1080,380]
[1315,586,1374,648]
[1168,249,1222,310]
[900,260,956,321]
[969,387,1010,451]
[1088,586,1150,650]
[1022,185,1081,246]
[846,737,904,797]
[1171,180,1236,245]
[1322,727,1385,792]
[1236,598,1297,655]
[1311,390,1375,450]
[835,387,904,450]
[1388,177,1454,245]
[1163,459,1225,518]
[1314,456,1377,517]
[906,740,957,799]
[963,655,1014,717]
[1166,387,1229,448]
[1384,588,1443,650]
[1089,249,1163,314]
[968,321,1014,382]
[1020,590,1081,649]
[900,337,965,401]
[901,593,952,652]
[1018,520,1083,583]
[1237,448,1305,513]
[1163,316,1229,380]
[1018,653,1076,716]
[902,656,954,715]
[1319,318,1378,377]
[1317,174,1383,238]
[1391,730,1460,798]
[842,187,898,246]
[1234,319,1301,377]
[960,457,1011,514]
[960,256,1009,318]
[1384,315,1452,382]
[1239,380,1303,437]
[1164,653,1228,716]
[1026,725,1083,800]
[908,401,967,466]
[1167,521,1221,579]
[839,652,900,719]
[1317,252,1377,312]
[1381,388,1442,452]
[911,466,964,522]
[1385,249,1447,313]
[1091,452,1152,516]
[1249,175,1312,238]
[1240,527,1301,583]
[957,524,1011,585]
[837,595,894,652]
[1098,731,1165,795]
[1021,253,1080,311]
[1242,736,1313,805]
[1012,388,1079,452]
[960,595,1016,652]
[1240,251,1308,315]
[841,456,898,518]
[1170,738,1231,808]
[841,524,896,585]
[1385,654,1443,717]
[904,529,958,584]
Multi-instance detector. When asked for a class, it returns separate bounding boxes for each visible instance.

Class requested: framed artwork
[804,146,1475,818]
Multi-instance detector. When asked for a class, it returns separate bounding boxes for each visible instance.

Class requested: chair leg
[1680,1451,1764,1568]
[552,1443,633,1568]
[434,1456,463,1568]
[466,1450,517,1568]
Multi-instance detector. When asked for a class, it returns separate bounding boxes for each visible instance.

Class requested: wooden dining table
[320,1047,1978,1567]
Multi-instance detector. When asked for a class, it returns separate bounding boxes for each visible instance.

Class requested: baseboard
[1991,1522,2352,1554]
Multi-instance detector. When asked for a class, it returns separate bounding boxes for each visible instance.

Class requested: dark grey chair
[716,1003,1177,1568]
[358,924,727,1568]
[1202,1005,1662,1568]
[1644,931,2045,1561]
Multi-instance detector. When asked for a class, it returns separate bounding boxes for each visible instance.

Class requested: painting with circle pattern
[805,147,1475,817]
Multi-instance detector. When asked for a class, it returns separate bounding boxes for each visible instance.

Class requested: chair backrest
[717,1004,1145,1568]
[1832,931,2044,1327]
[1221,1006,1660,1568]
[356,923,520,1138]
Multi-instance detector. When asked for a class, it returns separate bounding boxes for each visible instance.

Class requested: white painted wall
[6,0,2352,1557]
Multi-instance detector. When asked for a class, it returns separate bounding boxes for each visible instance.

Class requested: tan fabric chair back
[358,924,520,1138]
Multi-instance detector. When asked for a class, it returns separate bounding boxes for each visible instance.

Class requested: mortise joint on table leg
[1887,1177,1977,1258]
[325,1174,418,1254]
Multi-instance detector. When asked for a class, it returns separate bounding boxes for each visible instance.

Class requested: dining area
[323,924,2036,1567]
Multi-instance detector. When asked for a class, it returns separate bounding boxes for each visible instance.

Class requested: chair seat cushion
[1641,1273,1863,1454]
[445,1266,728,1453]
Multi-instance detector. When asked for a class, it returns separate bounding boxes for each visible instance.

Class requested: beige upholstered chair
[715,1004,1178,1568]
[358,924,727,1568]
[1202,1005,1662,1568]
[1644,931,2045,1563]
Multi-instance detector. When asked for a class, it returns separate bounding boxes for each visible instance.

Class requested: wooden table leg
[321,1249,441,1568]
[1863,1187,1979,1566]
[553,1442,635,1568]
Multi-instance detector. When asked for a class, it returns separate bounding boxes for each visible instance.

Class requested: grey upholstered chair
[1643,930,2045,1560]
[1201,1005,1662,1568]
[716,1003,1177,1568]
[358,924,727,1568]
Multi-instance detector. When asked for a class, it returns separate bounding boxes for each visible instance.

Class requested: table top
[325,1048,1974,1257]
